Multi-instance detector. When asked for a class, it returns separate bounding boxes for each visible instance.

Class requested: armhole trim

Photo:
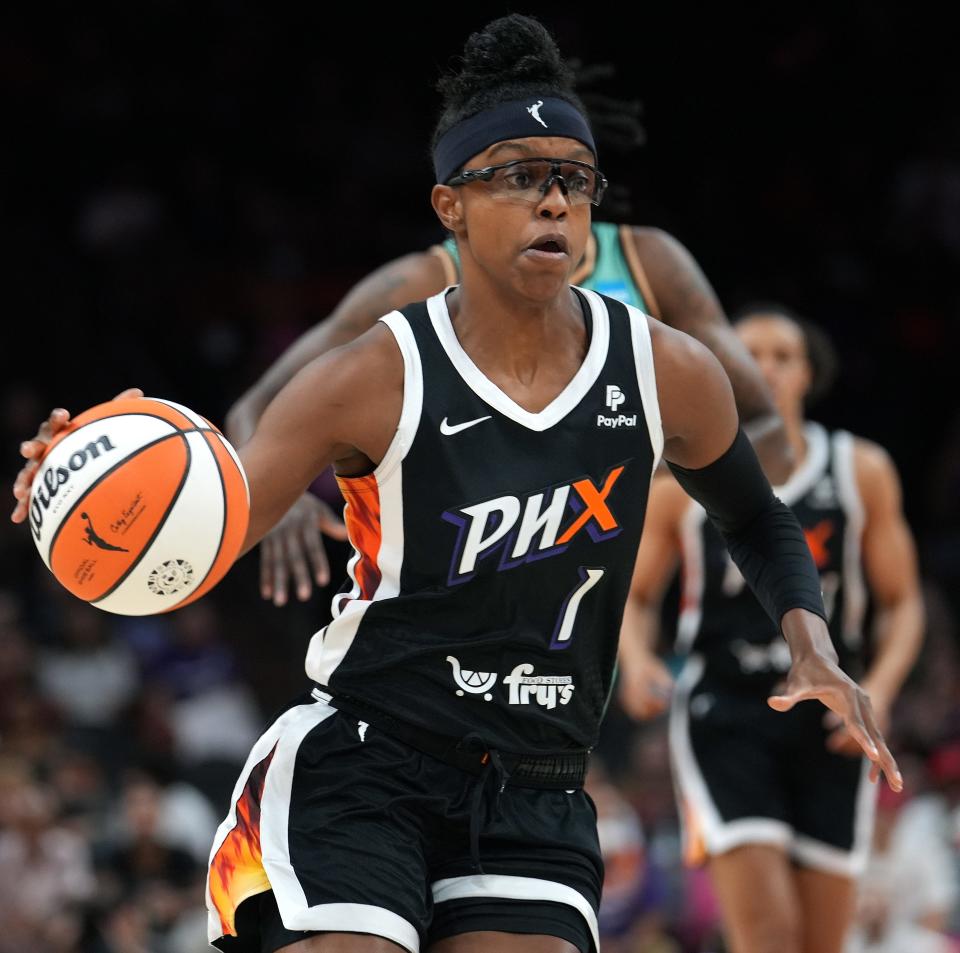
[373,311,423,483]
[627,307,665,472]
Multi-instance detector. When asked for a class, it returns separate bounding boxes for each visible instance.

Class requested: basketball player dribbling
[618,306,924,953]
[219,67,794,609]
[11,16,900,953]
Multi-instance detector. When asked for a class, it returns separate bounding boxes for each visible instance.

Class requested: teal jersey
[440,221,650,311]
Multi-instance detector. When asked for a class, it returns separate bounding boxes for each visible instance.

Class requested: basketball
[28,396,249,616]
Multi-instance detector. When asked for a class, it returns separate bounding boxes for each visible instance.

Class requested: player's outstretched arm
[225,250,448,605]
[650,319,901,790]
[236,325,403,556]
[631,227,793,483]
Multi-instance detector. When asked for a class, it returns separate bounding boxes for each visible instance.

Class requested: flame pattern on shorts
[208,744,277,936]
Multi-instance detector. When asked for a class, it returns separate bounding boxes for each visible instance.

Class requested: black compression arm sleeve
[667,427,827,631]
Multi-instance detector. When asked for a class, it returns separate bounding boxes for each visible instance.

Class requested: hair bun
[438,14,574,108]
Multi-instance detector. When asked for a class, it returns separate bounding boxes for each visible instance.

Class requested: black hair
[431,15,588,154]
[570,59,645,219]
[733,302,840,406]
[570,60,645,154]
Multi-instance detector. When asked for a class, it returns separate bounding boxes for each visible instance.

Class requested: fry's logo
[503,663,575,708]
[447,657,575,709]
[442,463,628,585]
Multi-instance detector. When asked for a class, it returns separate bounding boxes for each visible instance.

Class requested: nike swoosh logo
[440,415,492,436]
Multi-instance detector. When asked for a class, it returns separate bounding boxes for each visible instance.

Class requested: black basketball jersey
[306,286,662,754]
[675,422,868,692]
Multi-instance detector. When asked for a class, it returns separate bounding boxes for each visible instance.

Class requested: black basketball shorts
[668,655,877,877]
[206,689,602,952]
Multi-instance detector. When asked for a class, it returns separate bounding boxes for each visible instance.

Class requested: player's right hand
[259,492,349,606]
[11,388,144,523]
[618,651,675,720]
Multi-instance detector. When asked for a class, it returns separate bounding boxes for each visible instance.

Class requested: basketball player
[617,306,924,953]
[12,16,899,953]
[222,80,793,608]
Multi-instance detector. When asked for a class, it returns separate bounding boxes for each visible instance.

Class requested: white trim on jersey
[776,422,830,505]
[832,430,868,651]
[431,873,599,953]
[623,302,665,472]
[676,506,708,653]
[306,311,421,684]
[376,311,425,484]
[426,286,610,432]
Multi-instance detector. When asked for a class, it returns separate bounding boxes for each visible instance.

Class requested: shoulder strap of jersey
[376,309,424,482]
[614,295,664,470]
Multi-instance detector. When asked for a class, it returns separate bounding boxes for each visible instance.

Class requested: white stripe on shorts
[431,873,599,952]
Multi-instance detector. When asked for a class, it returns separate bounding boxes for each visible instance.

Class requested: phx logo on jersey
[441,461,630,586]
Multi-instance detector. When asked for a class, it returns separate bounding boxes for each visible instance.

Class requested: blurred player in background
[618,304,924,953]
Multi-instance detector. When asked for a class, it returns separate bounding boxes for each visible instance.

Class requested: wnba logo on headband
[433,96,597,184]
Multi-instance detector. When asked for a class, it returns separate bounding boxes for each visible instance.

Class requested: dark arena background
[1,6,959,952]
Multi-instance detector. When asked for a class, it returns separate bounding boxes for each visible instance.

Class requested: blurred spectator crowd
[2,7,960,952]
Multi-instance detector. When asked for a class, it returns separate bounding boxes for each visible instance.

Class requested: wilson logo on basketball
[29,435,117,541]
[442,463,628,584]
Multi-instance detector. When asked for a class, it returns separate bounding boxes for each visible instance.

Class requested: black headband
[433,96,596,184]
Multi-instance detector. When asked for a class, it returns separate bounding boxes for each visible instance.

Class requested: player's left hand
[769,651,902,791]
[823,684,891,758]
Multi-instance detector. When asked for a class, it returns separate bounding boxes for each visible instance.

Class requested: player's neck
[448,279,586,375]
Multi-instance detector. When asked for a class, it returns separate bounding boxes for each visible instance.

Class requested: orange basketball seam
[89,434,194,606]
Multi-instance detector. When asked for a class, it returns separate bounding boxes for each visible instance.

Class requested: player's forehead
[467,136,595,169]
[736,314,805,350]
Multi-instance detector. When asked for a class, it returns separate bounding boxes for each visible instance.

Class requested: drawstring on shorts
[460,733,512,873]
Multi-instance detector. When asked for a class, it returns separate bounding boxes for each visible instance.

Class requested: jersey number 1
[550,568,605,649]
